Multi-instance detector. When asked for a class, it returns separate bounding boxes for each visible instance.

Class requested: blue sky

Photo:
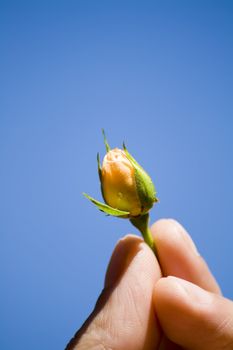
[1,1,233,349]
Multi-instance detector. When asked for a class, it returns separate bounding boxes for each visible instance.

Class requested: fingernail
[104,235,142,288]
[168,276,213,305]
[169,220,200,256]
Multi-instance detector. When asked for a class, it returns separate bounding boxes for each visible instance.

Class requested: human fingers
[151,219,221,294]
[66,235,162,350]
[154,276,233,350]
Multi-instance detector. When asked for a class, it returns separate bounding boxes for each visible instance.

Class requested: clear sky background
[1,1,233,349]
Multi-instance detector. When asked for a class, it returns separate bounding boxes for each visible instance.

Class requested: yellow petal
[101,148,141,216]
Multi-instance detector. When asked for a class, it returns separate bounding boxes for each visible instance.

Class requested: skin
[66,219,233,350]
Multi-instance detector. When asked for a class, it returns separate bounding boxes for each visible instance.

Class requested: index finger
[151,219,221,294]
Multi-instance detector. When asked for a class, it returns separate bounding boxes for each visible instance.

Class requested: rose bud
[101,147,157,216]
[84,131,158,252]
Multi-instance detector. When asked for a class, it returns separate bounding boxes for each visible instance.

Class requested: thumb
[67,235,161,350]
[154,276,233,350]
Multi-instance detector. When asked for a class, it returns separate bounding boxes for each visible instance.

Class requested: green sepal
[123,143,158,213]
[97,152,107,203]
[97,152,102,181]
[83,193,130,218]
[102,129,111,152]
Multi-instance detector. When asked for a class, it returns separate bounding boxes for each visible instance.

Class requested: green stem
[130,213,157,256]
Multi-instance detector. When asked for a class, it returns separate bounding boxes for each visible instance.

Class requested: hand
[66,219,233,350]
